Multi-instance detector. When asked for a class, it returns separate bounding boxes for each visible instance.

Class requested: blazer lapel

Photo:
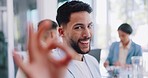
[115,43,120,61]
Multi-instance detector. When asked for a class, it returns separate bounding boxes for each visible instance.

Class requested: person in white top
[118,40,132,65]
[104,23,142,68]
[14,22,74,78]
[14,1,101,78]
[55,1,101,78]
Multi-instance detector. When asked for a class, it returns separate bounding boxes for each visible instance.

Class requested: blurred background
[0,0,148,78]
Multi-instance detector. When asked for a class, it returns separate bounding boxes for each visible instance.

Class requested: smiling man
[61,11,92,55]
[56,1,101,78]
[15,1,101,78]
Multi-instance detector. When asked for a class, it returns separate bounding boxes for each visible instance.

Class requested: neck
[73,53,84,61]
[122,40,130,47]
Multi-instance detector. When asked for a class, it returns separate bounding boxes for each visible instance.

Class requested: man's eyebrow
[74,23,84,26]
[88,22,93,26]
[74,22,93,26]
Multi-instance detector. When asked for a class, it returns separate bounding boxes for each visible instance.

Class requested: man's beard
[70,38,91,54]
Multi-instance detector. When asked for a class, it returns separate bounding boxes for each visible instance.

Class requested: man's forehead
[71,12,91,20]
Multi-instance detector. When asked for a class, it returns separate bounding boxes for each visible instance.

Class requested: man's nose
[82,28,91,37]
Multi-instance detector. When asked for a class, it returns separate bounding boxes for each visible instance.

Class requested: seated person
[13,23,73,78]
[104,23,142,68]
[15,19,59,78]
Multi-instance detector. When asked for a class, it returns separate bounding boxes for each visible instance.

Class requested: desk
[101,66,148,78]
[100,52,148,78]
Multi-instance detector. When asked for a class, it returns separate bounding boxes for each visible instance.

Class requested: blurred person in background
[104,23,142,68]
[13,23,73,78]
[37,19,59,43]
[15,19,60,78]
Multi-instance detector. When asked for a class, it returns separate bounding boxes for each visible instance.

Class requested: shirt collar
[119,40,132,49]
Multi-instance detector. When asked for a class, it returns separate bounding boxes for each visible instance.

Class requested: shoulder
[84,54,99,65]
[110,41,120,48]
[131,41,141,48]
[85,54,96,60]
[111,41,119,45]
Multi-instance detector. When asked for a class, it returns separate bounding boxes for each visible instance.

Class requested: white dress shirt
[118,40,131,65]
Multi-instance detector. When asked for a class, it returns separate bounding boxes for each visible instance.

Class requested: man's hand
[13,24,75,78]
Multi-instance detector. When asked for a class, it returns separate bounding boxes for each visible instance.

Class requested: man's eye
[75,26,82,29]
[88,24,93,29]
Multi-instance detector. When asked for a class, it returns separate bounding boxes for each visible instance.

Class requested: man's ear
[58,27,64,37]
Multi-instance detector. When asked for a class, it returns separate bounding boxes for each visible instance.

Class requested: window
[96,0,148,52]
[13,0,38,51]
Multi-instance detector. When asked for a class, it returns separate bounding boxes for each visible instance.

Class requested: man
[14,1,101,78]
[55,1,101,78]
[104,23,142,68]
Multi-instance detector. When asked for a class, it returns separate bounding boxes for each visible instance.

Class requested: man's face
[60,11,93,54]
[118,30,129,44]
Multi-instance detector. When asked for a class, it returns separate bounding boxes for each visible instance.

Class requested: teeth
[80,40,89,44]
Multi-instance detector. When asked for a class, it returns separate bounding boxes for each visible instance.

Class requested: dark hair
[38,19,58,30]
[56,1,92,26]
[118,23,133,34]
